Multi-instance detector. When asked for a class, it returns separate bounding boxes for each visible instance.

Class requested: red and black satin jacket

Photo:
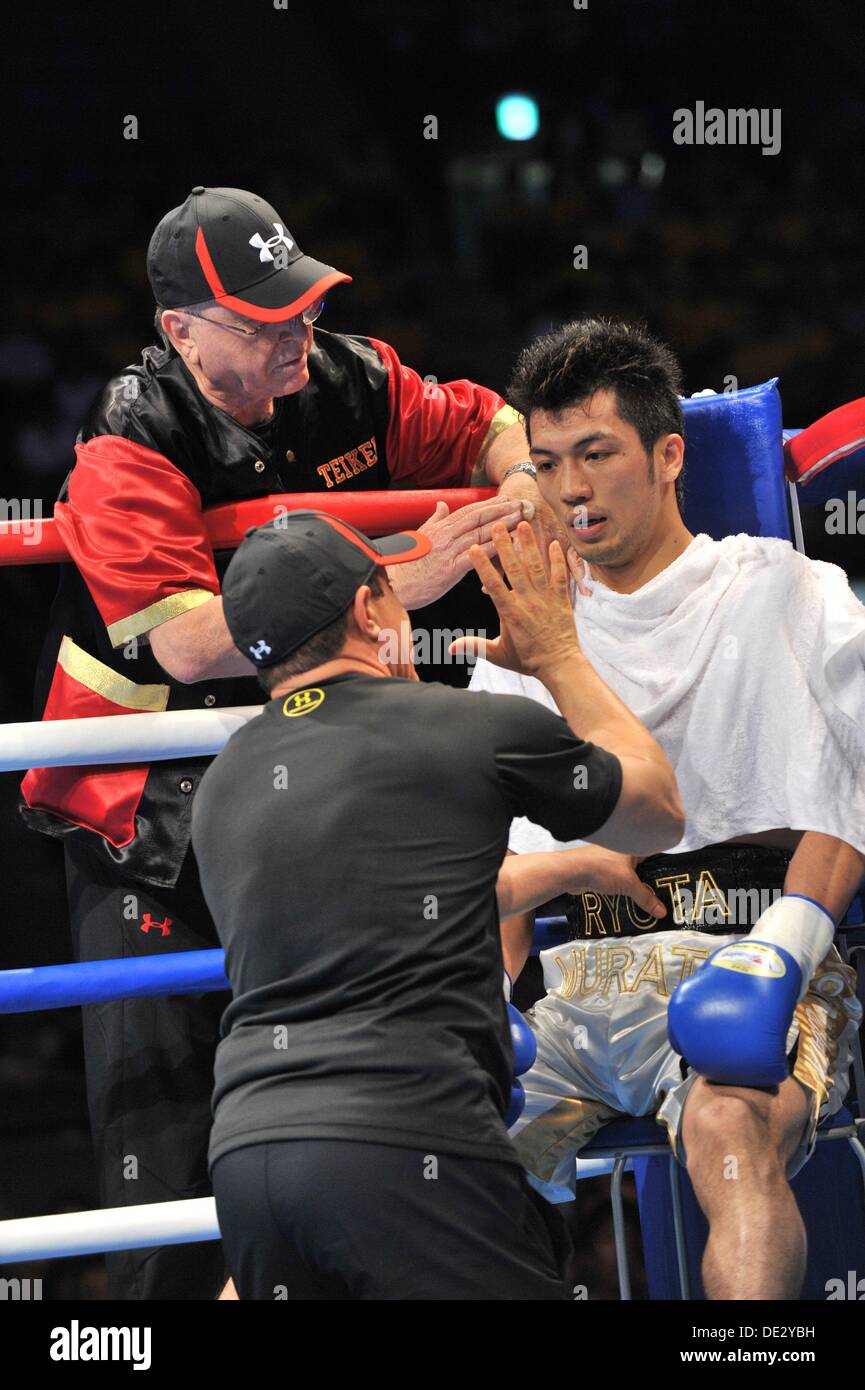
[20,329,517,888]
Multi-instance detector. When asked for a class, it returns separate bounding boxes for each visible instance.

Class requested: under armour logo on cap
[249,639,273,660]
[146,188,351,317]
[249,223,294,263]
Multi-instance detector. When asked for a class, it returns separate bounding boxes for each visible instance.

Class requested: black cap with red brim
[147,185,351,320]
[222,511,430,669]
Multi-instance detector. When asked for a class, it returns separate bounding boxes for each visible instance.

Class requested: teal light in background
[496,93,539,141]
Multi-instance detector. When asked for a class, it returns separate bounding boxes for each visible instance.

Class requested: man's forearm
[497,849,604,983]
[542,653,673,772]
[496,848,592,918]
[148,596,255,684]
[783,831,865,923]
[501,910,535,983]
[386,563,424,610]
[478,419,530,485]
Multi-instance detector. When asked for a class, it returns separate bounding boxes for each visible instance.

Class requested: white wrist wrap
[749,895,835,1000]
[503,969,513,1003]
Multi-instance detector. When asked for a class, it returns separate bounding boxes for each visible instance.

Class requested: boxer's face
[528,389,683,569]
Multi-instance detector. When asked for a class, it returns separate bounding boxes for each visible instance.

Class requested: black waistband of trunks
[544,842,795,941]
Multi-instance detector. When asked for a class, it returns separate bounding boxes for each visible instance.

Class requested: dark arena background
[1,0,864,1329]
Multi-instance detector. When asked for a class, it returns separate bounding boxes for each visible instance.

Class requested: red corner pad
[784,397,865,486]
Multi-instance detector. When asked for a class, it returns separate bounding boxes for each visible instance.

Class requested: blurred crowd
[5,142,865,502]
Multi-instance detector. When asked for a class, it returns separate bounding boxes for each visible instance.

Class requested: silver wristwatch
[500,462,537,484]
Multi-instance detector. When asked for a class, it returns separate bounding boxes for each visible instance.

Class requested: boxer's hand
[559,848,668,920]
[667,938,801,1087]
[449,521,581,676]
[667,893,836,1087]
[386,497,525,610]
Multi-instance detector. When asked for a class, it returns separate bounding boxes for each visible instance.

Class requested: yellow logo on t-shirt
[282,687,325,717]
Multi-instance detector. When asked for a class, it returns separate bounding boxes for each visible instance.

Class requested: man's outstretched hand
[450,520,583,678]
[386,497,526,610]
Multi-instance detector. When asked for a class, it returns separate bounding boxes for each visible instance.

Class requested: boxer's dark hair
[507,318,686,509]
[258,569,390,695]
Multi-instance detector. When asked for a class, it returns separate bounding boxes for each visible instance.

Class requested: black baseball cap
[147,186,352,320]
[222,511,431,669]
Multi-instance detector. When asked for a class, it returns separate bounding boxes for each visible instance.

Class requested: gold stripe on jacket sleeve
[106,589,215,649]
[58,635,170,713]
[470,404,524,486]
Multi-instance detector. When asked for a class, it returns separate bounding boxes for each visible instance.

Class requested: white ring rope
[0,1198,220,1262]
[0,705,262,772]
[0,707,253,1262]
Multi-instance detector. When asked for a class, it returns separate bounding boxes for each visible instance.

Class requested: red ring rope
[0,489,496,566]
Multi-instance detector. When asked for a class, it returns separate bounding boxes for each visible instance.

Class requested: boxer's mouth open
[570,511,607,538]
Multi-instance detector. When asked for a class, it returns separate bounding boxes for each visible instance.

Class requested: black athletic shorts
[212,1138,574,1300]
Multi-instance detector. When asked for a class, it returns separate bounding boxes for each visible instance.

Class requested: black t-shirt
[192,672,622,1170]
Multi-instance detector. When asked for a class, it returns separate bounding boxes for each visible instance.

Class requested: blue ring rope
[0,917,573,1013]
[0,950,229,1014]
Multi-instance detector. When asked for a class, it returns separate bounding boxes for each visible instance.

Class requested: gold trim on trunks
[58,636,170,713]
[107,589,215,648]
[470,404,524,485]
[658,1106,682,1162]
[511,1095,621,1183]
[792,948,859,1116]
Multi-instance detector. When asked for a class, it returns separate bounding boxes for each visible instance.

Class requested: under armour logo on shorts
[249,224,294,263]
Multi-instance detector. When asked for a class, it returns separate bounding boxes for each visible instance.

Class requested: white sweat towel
[468,532,865,856]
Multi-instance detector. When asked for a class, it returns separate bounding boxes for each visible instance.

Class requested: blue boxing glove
[507,1001,537,1076]
[505,1078,526,1128]
[668,938,800,1086]
[667,894,835,1088]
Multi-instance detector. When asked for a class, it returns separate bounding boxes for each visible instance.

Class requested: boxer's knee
[683,1085,787,1191]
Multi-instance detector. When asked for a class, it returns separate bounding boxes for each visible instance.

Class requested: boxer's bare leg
[218,1277,239,1300]
[681,1075,811,1300]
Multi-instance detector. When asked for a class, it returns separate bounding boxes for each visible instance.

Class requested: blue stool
[576,1114,690,1300]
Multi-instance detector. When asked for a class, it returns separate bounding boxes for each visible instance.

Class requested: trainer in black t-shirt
[193,671,622,1172]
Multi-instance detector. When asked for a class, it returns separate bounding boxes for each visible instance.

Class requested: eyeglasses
[183,296,326,339]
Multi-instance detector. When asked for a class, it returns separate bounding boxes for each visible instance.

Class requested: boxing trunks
[511,843,862,1200]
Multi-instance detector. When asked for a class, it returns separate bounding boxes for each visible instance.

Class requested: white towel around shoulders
[468,532,865,856]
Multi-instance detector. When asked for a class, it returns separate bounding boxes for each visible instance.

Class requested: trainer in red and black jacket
[20,187,531,891]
